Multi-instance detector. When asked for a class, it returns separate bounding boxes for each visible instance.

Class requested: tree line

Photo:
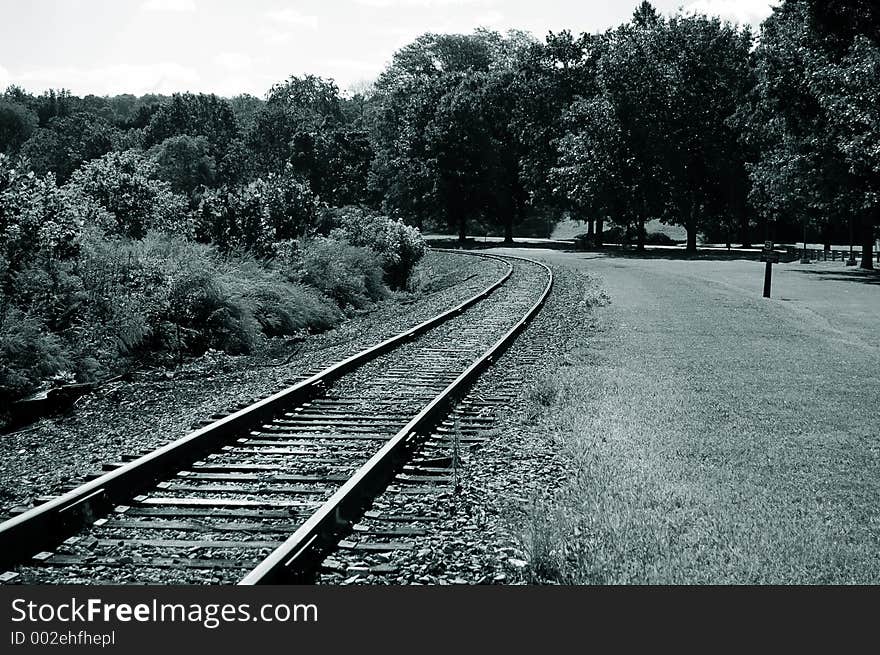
[0,0,877,269]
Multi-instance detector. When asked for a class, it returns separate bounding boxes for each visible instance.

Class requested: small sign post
[760,240,779,298]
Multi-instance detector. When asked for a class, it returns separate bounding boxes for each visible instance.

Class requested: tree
[511,30,599,236]
[370,30,533,241]
[249,75,344,175]
[32,89,78,126]
[20,112,117,182]
[248,76,372,205]
[66,150,190,239]
[654,14,753,251]
[0,100,38,154]
[144,93,239,162]
[743,0,875,267]
[554,8,752,251]
[229,94,263,134]
[552,97,635,245]
[586,13,672,249]
[812,36,880,268]
[148,134,216,198]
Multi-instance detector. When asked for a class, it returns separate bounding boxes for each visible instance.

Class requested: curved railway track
[0,251,552,585]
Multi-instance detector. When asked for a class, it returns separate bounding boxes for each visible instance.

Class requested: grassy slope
[510,251,880,583]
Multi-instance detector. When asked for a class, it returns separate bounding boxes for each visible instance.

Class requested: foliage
[299,236,388,309]
[249,75,343,173]
[369,30,533,240]
[553,11,753,250]
[0,308,71,402]
[20,112,118,182]
[148,134,216,198]
[248,76,372,205]
[324,205,427,288]
[195,168,317,255]
[741,0,877,266]
[0,99,38,154]
[144,93,238,154]
[0,154,88,287]
[66,149,192,239]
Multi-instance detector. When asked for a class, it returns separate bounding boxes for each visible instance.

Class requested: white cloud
[266,8,319,30]
[141,0,196,12]
[683,0,778,27]
[215,52,253,73]
[261,27,293,45]
[15,62,200,96]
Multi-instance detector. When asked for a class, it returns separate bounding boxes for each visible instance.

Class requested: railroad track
[0,251,552,585]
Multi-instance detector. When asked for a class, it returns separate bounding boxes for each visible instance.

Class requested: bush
[66,149,192,239]
[645,231,676,245]
[0,154,87,284]
[75,232,343,359]
[322,206,426,288]
[165,269,259,355]
[300,236,387,308]
[220,260,339,337]
[590,225,678,246]
[0,308,71,402]
[195,171,317,257]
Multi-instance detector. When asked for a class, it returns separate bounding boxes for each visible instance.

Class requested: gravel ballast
[317,249,606,585]
[0,251,507,521]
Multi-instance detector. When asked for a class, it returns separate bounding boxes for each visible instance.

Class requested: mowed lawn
[498,249,880,584]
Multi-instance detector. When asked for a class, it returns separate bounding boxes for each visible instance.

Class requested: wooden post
[761,241,777,298]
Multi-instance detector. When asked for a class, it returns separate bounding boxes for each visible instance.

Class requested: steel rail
[0,251,513,570]
[239,253,553,584]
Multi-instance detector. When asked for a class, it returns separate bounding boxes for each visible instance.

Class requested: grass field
[498,250,880,584]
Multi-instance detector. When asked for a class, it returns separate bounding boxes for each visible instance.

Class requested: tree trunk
[636,218,646,251]
[739,213,752,249]
[503,217,513,244]
[587,218,594,237]
[458,216,467,244]
[860,209,876,270]
[596,218,604,248]
[686,205,698,252]
[686,226,697,252]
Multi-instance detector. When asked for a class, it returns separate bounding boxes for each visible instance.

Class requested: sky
[0,0,779,98]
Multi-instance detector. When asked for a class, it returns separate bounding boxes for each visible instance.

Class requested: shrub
[300,236,387,308]
[0,221,354,405]
[221,261,340,337]
[645,231,676,245]
[263,167,317,240]
[195,171,317,257]
[66,149,192,239]
[76,232,342,359]
[593,226,677,246]
[0,155,87,286]
[225,181,275,257]
[0,308,71,402]
[322,205,426,288]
